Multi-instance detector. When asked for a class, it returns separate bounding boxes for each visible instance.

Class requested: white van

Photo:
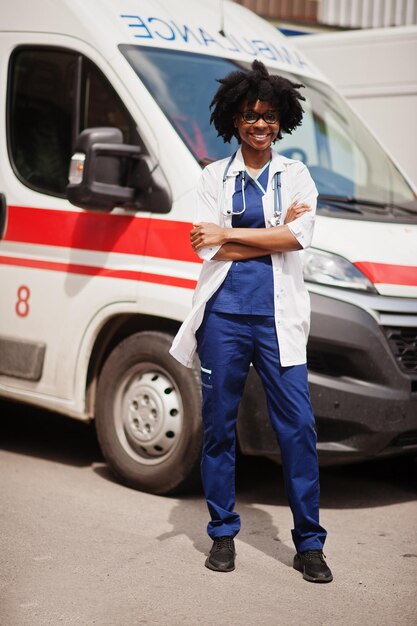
[1,0,416,494]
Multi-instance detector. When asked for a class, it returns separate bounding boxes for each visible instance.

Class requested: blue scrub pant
[196,312,327,552]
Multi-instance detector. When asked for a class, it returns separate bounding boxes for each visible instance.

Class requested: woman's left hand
[190,222,227,251]
[284,200,311,224]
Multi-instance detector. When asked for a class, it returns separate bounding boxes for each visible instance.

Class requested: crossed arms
[190,199,311,260]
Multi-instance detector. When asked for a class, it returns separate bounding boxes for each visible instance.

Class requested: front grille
[307,350,356,378]
[384,326,417,373]
[307,347,373,380]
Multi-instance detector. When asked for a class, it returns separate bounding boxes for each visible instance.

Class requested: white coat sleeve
[286,162,318,249]
[194,165,222,261]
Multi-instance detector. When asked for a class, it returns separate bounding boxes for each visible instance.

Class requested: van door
[0,43,149,404]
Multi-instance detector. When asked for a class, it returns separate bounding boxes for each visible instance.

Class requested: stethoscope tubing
[222,152,282,223]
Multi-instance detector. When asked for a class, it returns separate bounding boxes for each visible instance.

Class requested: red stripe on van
[4,205,200,263]
[354,261,417,286]
[0,255,197,290]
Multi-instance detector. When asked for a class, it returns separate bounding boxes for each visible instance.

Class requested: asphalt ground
[1,400,416,626]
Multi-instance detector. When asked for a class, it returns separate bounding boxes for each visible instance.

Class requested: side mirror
[67,127,171,213]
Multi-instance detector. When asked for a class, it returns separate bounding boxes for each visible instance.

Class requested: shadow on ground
[1,399,416,515]
[0,399,102,467]
[2,399,416,567]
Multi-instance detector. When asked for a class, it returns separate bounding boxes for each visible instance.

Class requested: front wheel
[95,331,202,494]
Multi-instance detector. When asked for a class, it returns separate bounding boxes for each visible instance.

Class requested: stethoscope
[221,152,283,226]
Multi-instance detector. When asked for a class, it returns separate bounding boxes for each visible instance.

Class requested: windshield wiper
[317,195,362,214]
[318,194,417,215]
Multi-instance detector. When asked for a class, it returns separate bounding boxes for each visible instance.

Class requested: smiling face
[234,99,280,157]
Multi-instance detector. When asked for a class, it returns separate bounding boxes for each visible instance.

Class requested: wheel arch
[85,313,181,418]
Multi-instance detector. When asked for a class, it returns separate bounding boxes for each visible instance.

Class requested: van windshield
[120,46,416,216]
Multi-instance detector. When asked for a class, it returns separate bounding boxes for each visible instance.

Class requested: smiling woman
[170,60,333,582]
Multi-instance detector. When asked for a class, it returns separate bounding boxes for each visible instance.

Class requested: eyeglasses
[239,110,279,124]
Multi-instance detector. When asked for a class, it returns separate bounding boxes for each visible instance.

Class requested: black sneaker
[205,536,236,572]
[293,550,333,583]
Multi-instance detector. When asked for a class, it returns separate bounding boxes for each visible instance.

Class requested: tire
[95,331,202,495]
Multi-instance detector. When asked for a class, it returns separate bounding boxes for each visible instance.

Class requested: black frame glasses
[239,110,279,124]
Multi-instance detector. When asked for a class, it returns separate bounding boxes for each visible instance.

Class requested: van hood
[313,215,417,298]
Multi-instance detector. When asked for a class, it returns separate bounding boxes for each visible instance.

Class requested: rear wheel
[95,331,202,494]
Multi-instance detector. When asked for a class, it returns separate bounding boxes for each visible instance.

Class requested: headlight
[300,248,377,293]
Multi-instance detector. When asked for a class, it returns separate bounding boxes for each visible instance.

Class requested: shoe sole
[205,557,235,572]
[293,562,333,583]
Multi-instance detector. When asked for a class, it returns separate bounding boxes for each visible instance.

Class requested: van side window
[8,48,142,198]
[9,49,75,196]
[81,59,138,145]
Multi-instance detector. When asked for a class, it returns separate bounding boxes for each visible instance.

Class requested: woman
[170,60,332,583]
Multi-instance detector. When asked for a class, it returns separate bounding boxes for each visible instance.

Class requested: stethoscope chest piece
[269,213,281,227]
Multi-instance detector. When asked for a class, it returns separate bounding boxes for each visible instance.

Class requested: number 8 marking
[16,285,30,317]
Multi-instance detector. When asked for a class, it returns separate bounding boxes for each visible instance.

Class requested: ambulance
[1,0,416,494]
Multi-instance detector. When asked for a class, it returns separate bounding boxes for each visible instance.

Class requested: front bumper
[237,288,417,464]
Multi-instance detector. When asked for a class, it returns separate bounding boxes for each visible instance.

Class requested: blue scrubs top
[206,163,275,315]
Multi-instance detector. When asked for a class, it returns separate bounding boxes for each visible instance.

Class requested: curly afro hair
[210,59,305,143]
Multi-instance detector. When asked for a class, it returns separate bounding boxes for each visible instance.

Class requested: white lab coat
[169,147,318,368]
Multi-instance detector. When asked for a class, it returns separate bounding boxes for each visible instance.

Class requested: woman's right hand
[284,200,311,224]
[190,222,227,252]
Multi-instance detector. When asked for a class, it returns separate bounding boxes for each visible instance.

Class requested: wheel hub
[120,370,183,459]
[128,385,162,442]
